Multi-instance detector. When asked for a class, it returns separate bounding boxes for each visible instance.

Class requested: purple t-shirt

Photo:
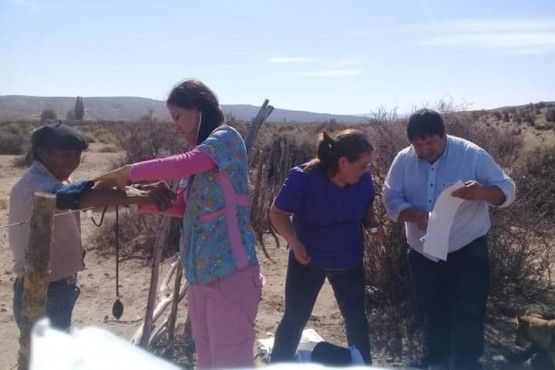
[274,164,375,269]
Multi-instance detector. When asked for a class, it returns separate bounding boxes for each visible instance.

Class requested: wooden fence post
[244,99,275,157]
[18,192,56,370]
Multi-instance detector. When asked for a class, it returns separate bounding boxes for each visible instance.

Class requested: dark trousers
[271,254,371,364]
[13,277,80,331]
[408,236,489,370]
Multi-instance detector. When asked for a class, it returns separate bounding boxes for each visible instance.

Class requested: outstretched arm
[79,184,175,211]
[94,148,217,190]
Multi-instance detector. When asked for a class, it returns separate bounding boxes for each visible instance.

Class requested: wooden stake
[18,192,56,370]
[245,99,274,157]
[139,216,170,347]
[167,261,183,346]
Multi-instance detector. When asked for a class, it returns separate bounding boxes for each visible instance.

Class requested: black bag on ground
[311,341,353,366]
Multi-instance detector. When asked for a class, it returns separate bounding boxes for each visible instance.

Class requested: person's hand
[145,182,176,211]
[290,239,311,265]
[368,224,385,240]
[94,165,132,191]
[416,211,428,231]
[451,180,485,201]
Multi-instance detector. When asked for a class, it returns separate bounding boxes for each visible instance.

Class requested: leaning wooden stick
[18,193,56,370]
[167,260,183,346]
[131,278,187,344]
[138,216,171,347]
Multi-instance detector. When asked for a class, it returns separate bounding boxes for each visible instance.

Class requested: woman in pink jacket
[95,79,262,369]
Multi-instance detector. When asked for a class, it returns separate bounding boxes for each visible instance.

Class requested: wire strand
[0,207,97,229]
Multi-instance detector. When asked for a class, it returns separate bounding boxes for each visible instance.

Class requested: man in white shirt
[383,109,515,370]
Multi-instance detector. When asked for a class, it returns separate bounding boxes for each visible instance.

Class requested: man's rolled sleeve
[490,178,516,208]
[477,150,516,208]
[54,180,94,210]
[383,154,412,222]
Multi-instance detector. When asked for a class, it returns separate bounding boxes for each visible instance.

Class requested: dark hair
[407,108,445,141]
[167,79,225,145]
[305,129,373,177]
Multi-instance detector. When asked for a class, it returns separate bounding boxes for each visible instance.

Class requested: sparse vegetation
[1,101,554,367]
[40,108,58,122]
[0,122,30,155]
[89,210,180,261]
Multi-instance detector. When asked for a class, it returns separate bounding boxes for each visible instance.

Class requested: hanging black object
[112,298,124,319]
[91,206,124,319]
[112,206,124,319]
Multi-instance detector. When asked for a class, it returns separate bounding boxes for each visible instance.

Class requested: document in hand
[421,180,465,261]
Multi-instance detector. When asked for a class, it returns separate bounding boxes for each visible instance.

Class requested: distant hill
[0,95,367,123]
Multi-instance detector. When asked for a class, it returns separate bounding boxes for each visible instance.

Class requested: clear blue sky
[1,0,554,115]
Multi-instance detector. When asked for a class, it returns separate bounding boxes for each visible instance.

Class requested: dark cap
[32,122,89,151]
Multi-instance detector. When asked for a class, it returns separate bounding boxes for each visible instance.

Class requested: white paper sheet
[421,180,465,261]
[258,328,324,356]
[30,319,180,370]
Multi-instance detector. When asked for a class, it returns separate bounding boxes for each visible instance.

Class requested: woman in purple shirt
[270,129,383,364]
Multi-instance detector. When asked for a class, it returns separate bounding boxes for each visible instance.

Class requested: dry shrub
[487,145,555,314]
[0,121,34,155]
[88,209,181,261]
[97,144,118,153]
[106,121,184,168]
[83,125,118,144]
[149,322,195,368]
[0,121,39,168]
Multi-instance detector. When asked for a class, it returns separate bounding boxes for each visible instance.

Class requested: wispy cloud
[268,56,315,63]
[415,18,555,54]
[299,69,364,77]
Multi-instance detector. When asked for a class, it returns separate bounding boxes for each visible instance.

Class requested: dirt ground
[0,144,347,370]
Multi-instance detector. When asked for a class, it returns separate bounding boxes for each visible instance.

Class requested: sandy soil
[0,144,346,369]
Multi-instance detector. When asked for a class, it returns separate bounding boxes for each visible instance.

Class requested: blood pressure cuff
[54,180,94,210]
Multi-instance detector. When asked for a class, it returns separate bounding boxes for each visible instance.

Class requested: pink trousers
[188,265,263,369]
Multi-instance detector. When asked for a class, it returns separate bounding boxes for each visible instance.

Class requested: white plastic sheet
[257,328,324,356]
[30,319,180,370]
